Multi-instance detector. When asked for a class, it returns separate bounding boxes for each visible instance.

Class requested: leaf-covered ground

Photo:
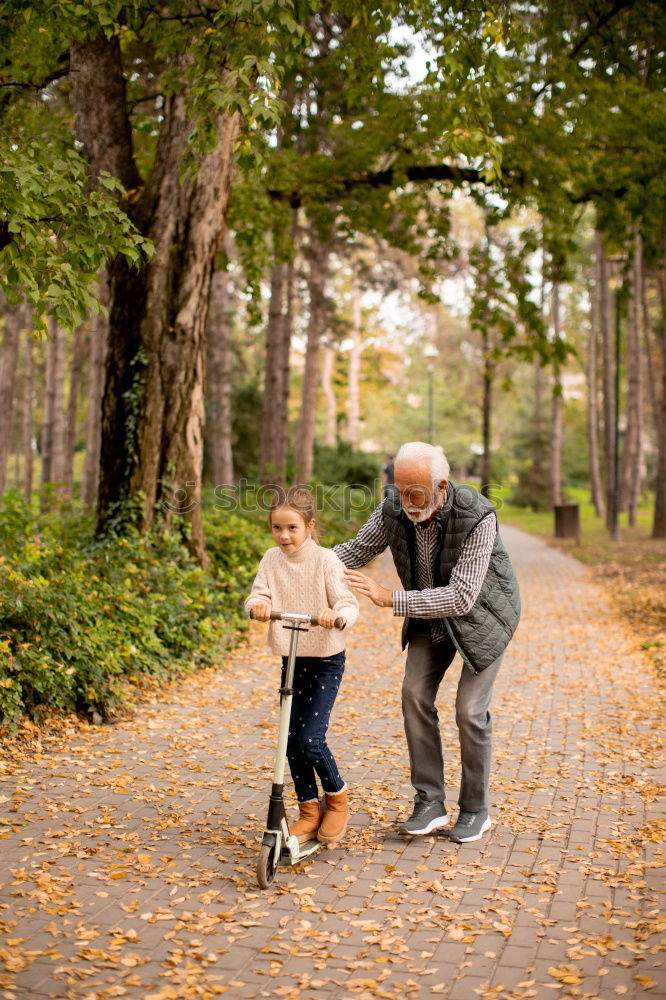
[573,538,666,681]
[0,527,663,1000]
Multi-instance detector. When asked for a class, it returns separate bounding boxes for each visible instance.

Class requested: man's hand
[250,602,272,622]
[317,608,344,629]
[344,570,393,608]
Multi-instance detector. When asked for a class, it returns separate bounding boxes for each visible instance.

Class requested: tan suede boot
[317,788,349,846]
[290,799,322,844]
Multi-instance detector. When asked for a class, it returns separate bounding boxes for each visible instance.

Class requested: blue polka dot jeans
[280,651,346,802]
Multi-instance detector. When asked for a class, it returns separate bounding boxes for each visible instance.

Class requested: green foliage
[183,0,316,168]
[314,484,379,548]
[208,478,378,549]
[508,439,551,512]
[0,491,265,728]
[231,1,508,297]
[0,0,314,329]
[230,378,263,480]
[467,214,568,370]
[226,180,278,323]
[313,441,379,489]
[486,1,666,255]
[0,106,152,333]
[0,477,374,728]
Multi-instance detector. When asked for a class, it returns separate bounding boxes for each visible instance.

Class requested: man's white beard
[404,494,440,523]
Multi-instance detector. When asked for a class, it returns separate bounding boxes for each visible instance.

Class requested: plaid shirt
[333,494,497,645]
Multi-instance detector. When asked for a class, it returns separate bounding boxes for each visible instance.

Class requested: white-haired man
[333,442,520,843]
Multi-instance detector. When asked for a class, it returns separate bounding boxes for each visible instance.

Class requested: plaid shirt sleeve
[332,502,388,568]
[392,513,497,619]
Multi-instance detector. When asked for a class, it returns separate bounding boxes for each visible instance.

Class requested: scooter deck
[281,838,323,861]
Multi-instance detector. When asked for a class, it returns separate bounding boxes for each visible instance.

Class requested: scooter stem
[272,624,300,785]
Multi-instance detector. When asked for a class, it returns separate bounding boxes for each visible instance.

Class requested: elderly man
[333,441,520,843]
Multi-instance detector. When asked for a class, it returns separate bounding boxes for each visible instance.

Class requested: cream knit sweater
[244,536,359,657]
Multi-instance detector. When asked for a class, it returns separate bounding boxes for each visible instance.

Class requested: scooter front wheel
[256,842,279,889]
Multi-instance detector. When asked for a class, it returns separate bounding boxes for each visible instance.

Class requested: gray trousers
[402,622,504,812]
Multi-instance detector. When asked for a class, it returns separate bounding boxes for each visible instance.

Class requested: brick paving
[0,526,664,1000]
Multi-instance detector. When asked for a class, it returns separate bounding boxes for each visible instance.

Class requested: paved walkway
[0,527,664,1000]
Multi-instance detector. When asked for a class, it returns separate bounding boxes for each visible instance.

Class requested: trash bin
[554,504,580,542]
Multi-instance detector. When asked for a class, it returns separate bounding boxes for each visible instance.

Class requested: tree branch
[0,221,11,252]
[568,0,637,62]
[0,62,70,92]
[128,92,164,112]
[533,0,638,100]
[269,162,491,207]
[267,158,625,210]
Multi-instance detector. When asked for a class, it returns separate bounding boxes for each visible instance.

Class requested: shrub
[0,492,265,728]
[314,484,379,546]
[313,442,380,489]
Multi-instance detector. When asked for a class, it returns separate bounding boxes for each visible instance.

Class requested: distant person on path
[245,486,359,847]
[382,454,397,500]
[333,441,520,844]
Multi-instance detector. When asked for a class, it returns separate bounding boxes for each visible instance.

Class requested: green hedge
[313,442,380,489]
[0,485,378,729]
[0,492,265,728]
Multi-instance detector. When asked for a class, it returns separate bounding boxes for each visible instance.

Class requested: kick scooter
[250,609,345,889]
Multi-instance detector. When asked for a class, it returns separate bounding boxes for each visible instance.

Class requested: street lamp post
[424,343,438,443]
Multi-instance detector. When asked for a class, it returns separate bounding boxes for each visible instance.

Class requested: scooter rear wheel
[256,843,279,888]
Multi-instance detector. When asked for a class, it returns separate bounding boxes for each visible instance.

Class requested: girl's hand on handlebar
[318,608,344,629]
[251,602,272,622]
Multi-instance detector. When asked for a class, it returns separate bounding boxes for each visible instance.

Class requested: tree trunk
[50,320,67,490]
[550,281,563,508]
[204,267,234,486]
[641,260,659,432]
[321,344,337,447]
[273,208,298,485]
[258,84,295,486]
[295,223,327,484]
[528,251,548,512]
[588,249,605,519]
[70,33,241,564]
[64,323,89,495]
[0,303,23,497]
[40,316,66,503]
[22,328,34,503]
[480,328,493,497]
[258,242,287,483]
[652,239,666,538]
[82,275,109,510]
[347,274,362,448]
[598,235,615,530]
[40,326,53,488]
[622,233,644,526]
[530,355,546,510]
[37,340,53,490]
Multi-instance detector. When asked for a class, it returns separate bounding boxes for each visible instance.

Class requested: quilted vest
[382,481,521,673]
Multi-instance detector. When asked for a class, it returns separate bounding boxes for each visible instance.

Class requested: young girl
[244,486,359,846]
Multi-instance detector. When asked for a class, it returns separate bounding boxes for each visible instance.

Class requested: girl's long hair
[268,486,320,543]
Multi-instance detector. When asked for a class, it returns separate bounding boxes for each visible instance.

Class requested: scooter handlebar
[250,608,346,630]
[309,614,346,631]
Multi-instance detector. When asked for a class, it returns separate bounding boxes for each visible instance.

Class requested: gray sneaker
[400,798,450,836]
[448,810,491,843]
